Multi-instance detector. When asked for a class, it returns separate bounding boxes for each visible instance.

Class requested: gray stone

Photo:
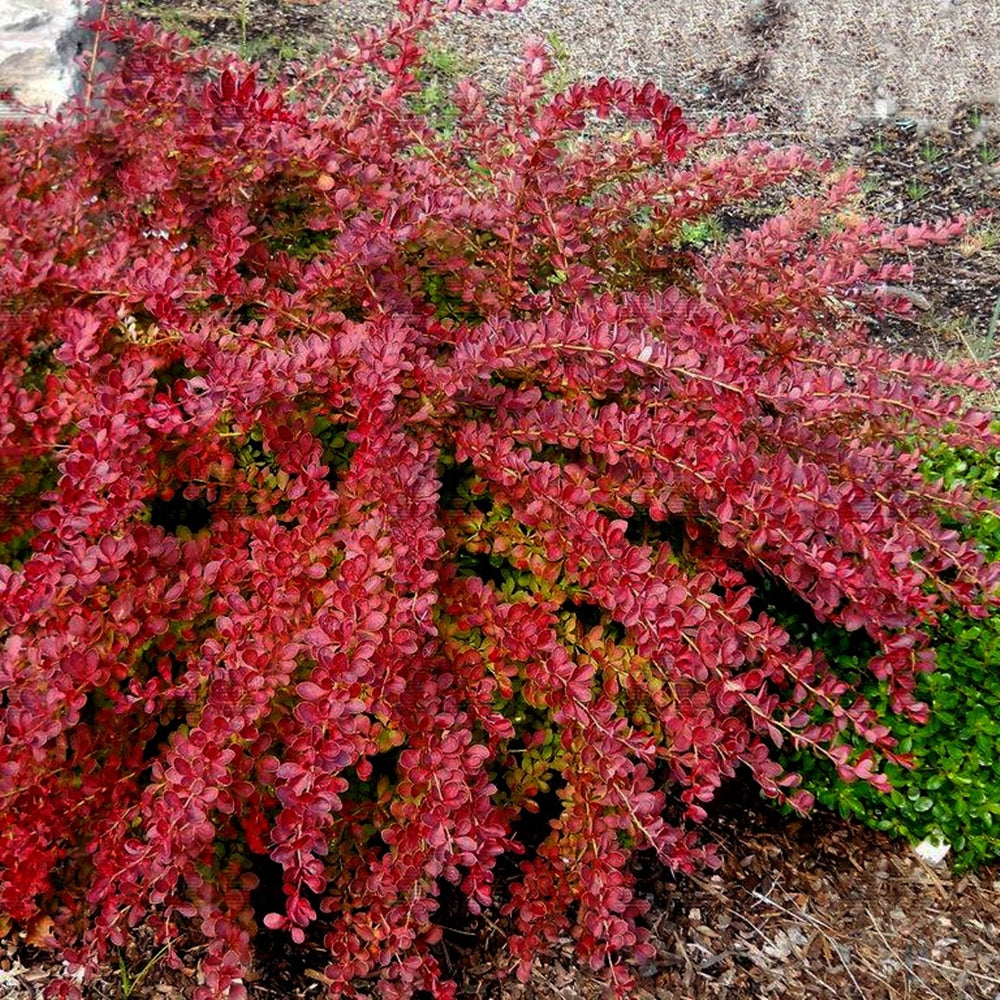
[1,13,54,33]
[0,1,86,114]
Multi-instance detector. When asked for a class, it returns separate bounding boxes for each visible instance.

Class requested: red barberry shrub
[1,2,998,997]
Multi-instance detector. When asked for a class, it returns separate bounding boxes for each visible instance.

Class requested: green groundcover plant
[1,1,999,998]
[784,438,1000,870]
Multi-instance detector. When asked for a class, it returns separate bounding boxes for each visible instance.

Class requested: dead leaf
[24,915,54,949]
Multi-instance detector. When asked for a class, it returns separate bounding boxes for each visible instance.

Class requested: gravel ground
[4,0,1000,138]
[313,0,1000,140]
[119,0,1000,142]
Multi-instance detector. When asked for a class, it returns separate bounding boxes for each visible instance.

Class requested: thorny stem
[82,2,109,115]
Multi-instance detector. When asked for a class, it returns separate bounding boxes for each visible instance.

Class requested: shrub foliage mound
[787,440,1000,870]
[1,2,998,997]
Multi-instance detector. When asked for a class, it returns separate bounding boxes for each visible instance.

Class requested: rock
[0,1,92,117]
[914,837,951,866]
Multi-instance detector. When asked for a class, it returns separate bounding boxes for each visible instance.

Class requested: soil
[3,2,1000,998]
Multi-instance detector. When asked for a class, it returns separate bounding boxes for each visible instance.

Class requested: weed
[238,0,248,59]
[239,34,304,65]
[905,178,930,201]
[423,45,467,79]
[406,43,468,138]
[978,143,999,166]
[990,294,1000,355]
[920,139,944,164]
[543,31,578,94]
[858,173,883,201]
[118,945,169,999]
[958,222,1000,257]
[675,215,724,248]
[119,3,203,43]
[940,315,997,365]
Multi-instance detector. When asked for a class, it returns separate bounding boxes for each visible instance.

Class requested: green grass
[118,945,169,999]
[119,2,204,43]
[920,139,944,164]
[402,43,471,138]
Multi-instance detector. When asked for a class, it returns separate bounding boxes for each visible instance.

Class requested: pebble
[914,836,951,866]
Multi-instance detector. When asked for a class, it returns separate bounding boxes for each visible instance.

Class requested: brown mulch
[5,792,999,999]
[534,792,1000,1000]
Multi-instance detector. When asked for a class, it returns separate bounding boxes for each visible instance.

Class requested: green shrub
[785,435,1000,869]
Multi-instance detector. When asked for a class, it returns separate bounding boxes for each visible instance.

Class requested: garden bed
[2,2,1000,998]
